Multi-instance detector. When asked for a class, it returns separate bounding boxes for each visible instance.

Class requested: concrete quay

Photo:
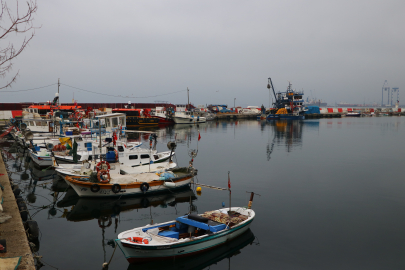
[215,113,259,120]
[0,153,35,269]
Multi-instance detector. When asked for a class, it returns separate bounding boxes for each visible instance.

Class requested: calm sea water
[2,117,405,269]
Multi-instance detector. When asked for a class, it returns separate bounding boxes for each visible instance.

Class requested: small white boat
[346,111,361,117]
[116,206,255,263]
[173,111,207,124]
[29,147,53,168]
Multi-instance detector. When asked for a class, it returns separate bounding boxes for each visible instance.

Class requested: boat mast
[187,87,189,111]
[58,78,60,106]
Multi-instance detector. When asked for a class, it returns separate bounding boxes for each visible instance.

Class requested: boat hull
[64,173,194,197]
[173,117,206,124]
[279,114,305,120]
[155,116,175,125]
[29,150,53,168]
[116,207,254,263]
[126,116,159,127]
[266,114,281,120]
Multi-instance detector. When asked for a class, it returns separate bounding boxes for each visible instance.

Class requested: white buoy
[164,182,175,187]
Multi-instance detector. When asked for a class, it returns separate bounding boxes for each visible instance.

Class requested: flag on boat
[113,131,117,146]
[228,173,231,189]
[69,139,78,163]
[198,132,201,141]
[0,126,14,139]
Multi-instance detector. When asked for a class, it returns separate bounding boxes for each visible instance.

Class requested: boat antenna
[187,87,189,111]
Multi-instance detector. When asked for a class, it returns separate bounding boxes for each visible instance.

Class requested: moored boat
[346,111,361,117]
[115,205,255,263]
[126,229,255,269]
[64,166,195,197]
[173,111,207,124]
[266,79,306,120]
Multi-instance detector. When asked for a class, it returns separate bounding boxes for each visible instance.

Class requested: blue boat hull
[265,114,304,120]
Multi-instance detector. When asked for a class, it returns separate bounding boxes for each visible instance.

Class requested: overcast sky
[1,0,404,107]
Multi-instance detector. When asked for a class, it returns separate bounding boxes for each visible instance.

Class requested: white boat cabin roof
[95,113,126,119]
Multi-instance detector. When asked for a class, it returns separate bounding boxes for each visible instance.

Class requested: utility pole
[58,78,60,106]
[234,98,236,109]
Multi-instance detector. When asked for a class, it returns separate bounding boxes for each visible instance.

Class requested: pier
[0,153,35,269]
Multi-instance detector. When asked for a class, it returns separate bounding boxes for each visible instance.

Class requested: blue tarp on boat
[304,106,320,114]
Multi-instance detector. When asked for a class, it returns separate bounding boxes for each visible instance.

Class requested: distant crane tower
[382,80,390,106]
[392,87,399,106]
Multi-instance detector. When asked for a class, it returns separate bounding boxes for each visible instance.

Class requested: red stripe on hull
[155,117,174,124]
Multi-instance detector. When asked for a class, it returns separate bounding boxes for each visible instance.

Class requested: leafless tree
[0,0,38,89]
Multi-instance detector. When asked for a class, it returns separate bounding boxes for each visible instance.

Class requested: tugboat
[266,78,306,120]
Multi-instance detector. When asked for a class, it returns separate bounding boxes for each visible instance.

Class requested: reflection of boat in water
[51,175,71,192]
[127,229,255,270]
[29,160,57,181]
[266,120,303,159]
[64,187,197,222]
[56,188,80,207]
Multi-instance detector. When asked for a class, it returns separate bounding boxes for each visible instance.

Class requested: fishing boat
[346,111,361,117]
[150,107,175,125]
[266,79,306,120]
[54,150,177,179]
[172,111,207,124]
[64,166,195,197]
[112,108,159,127]
[127,229,255,269]
[115,195,256,263]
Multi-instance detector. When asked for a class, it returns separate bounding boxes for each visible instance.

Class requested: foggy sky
[1,0,404,107]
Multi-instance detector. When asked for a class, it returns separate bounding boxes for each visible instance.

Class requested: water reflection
[265,120,304,157]
[127,229,256,270]
[60,187,197,222]
[0,128,259,270]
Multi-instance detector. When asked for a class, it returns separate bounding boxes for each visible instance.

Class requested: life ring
[98,215,112,228]
[96,161,110,172]
[140,182,149,193]
[114,149,119,161]
[126,237,149,244]
[97,169,110,183]
[91,184,100,193]
[112,184,121,194]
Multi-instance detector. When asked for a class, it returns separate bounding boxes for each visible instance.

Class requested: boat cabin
[86,113,127,134]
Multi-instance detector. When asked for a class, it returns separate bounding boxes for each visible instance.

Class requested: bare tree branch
[0,0,39,89]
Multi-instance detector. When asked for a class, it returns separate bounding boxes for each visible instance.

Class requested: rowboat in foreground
[115,204,255,263]
[127,229,255,269]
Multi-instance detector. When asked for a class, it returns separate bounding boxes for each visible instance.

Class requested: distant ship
[305,98,327,107]
[336,103,380,107]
